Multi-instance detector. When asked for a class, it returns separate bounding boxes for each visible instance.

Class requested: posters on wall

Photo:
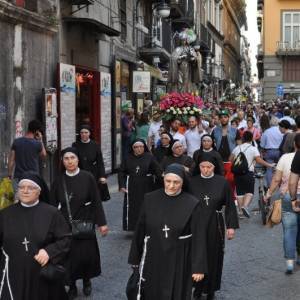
[115,61,121,93]
[133,71,151,93]
[59,63,76,149]
[100,72,112,171]
[44,88,58,152]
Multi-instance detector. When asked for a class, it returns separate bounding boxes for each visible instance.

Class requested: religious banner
[132,71,151,93]
[59,63,76,149]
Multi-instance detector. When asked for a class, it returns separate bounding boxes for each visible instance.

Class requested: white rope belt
[178,234,192,240]
[0,248,14,300]
[137,236,150,300]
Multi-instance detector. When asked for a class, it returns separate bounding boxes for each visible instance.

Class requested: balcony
[71,0,94,5]
[276,41,300,56]
[257,0,264,11]
[169,0,186,18]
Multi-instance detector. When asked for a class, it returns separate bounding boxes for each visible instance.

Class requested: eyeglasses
[18,185,39,192]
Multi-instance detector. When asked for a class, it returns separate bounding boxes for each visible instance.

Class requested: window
[283,12,300,48]
[152,10,162,47]
[120,0,127,41]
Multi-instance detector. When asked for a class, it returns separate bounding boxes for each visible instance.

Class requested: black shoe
[68,285,78,300]
[285,269,293,275]
[207,292,215,300]
[242,207,250,218]
[83,279,92,296]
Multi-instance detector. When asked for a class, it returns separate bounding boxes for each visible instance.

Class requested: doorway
[75,67,100,143]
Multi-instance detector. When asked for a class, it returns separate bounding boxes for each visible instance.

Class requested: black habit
[118,152,162,231]
[192,149,224,176]
[128,189,207,300]
[0,202,70,300]
[152,145,170,163]
[189,175,239,294]
[161,154,195,174]
[50,170,107,281]
[72,140,106,180]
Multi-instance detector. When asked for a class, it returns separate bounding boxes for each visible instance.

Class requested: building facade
[257,0,300,102]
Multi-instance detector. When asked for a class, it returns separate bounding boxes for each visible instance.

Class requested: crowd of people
[121,100,300,299]
[2,98,300,299]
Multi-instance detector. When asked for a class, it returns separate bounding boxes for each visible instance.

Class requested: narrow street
[77,176,300,300]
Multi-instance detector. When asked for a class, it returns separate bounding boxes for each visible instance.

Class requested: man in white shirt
[237,109,247,129]
[147,110,162,150]
[184,116,206,157]
[280,107,296,126]
[169,118,187,150]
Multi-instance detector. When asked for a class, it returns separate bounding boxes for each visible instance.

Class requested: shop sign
[133,71,151,93]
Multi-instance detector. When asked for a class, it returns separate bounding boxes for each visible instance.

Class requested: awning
[63,17,120,37]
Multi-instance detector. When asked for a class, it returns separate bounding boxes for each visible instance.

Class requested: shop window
[120,0,127,41]
[283,58,300,82]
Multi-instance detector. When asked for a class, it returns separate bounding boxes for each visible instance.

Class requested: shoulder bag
[266,199,282,228]
[62,178,95,240]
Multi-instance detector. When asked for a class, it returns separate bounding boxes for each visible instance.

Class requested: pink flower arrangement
[159,92,203,123]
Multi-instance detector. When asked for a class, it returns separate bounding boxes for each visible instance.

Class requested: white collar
[66,168,80,177]
[203,148,213,152]
[165,189,182,196]
[20,200,39,207]
[81,139,91,144]
[201,173,214,179]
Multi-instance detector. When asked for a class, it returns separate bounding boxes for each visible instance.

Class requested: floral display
[159,92,204,123]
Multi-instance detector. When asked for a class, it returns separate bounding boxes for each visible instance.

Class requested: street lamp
[156,1,171,18]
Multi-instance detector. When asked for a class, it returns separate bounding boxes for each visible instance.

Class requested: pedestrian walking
[278,120,292,155]
[118,139,162,231]
[281,116,300,154]
[50,147,108,299]
[147,109,162,150]
[230,131,273,218]
[245,116,261,142]
[192,134,224,176]
[0,172,71,300]
[265,134,300,274]
[136,111,150,143]
[189,153,239,300]
[169,118,187,150]
[161,139,195,174]
[128,164,207,300]
[72,124,107,185]
[121,108,135,162]
[260,117,283,187]
[8,120,47,190]
[152,131,173,163]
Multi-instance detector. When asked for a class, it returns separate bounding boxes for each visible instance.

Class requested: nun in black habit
[128,164,208,300]
[0,172,71,300]
[72,125,106,183]
[118,138,162,231]
[160,139,195,175]
[189,153,239,300]
[50,147,108,299]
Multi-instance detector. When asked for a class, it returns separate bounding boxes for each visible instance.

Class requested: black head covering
[79,124,91,133]
[196,152,218,168]
[165,163,185,180]
[129,138,149,154]
[61,147,79,158]
[164,163,189,191]
[160,131,174,145]
[167,139,181,156]
[200,134,216,151]
[19,172,50,203]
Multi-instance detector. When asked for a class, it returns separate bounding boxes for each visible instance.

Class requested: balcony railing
[277,41,300,55]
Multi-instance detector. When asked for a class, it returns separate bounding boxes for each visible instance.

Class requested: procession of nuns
[0,131,238,300]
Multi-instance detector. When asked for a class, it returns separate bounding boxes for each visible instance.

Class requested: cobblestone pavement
[76,175,300,300]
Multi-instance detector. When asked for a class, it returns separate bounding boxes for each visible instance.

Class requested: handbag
[126,268,144,300]
[62,178,95,240]
[40,263,66,282]
[266,199,282,227]
[98,182,111,202]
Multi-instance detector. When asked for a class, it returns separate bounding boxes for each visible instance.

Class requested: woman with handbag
[128,164,207,300]
[72,125,110,202]
[50,147,108,299]
[0,172,71,300]
[265,133,300,275]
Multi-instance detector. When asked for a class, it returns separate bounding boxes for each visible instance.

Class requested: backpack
[231,145,251,175]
